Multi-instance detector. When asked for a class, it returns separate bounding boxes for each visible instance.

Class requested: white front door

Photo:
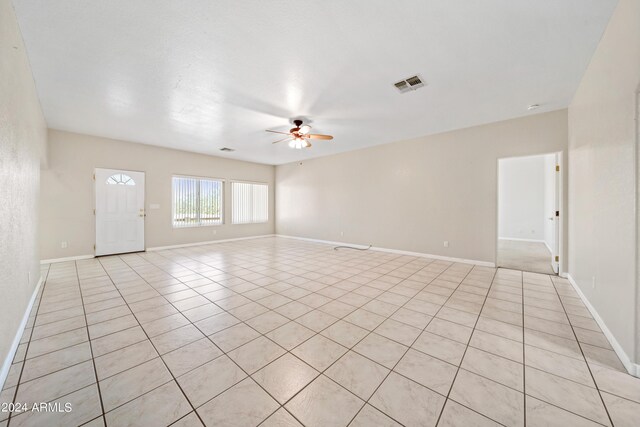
[95,168,145,256]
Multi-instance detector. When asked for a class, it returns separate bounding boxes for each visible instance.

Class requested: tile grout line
[95,256,209,427]
[519,275,615,426]
[285,258,461,425]
[548,276,615,426]
[283,259,452,425]
[341,261,469,425]
[348,263,490,426]
[432,265,499,427]
[73,260,108,427]
[7,264,113,426]
[356,262,473,424]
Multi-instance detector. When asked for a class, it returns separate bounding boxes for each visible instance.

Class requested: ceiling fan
[266,119,333,149]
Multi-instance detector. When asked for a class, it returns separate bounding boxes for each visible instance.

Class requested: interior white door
[95,168,145,256]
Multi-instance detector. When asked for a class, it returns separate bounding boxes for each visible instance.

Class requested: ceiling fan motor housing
[291,119,304,133]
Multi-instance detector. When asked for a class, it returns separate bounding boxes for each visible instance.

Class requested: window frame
[106,173,136,186]
[230,180,269,225]
[171,174,225,228]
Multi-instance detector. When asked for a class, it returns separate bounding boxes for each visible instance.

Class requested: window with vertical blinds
[231,182,268,224]
[172,176,223,227]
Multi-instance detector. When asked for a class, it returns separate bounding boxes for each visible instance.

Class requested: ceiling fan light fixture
[289,138,306,149]
[299,125,311,134]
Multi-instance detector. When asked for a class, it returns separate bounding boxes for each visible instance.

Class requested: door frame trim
[495,151,564,275]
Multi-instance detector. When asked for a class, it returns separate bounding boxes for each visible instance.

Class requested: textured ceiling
[13,0,617,165]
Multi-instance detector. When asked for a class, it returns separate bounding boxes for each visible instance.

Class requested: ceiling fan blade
[271,136,292,144]
[306,134,333,140]
[266,130,292,135]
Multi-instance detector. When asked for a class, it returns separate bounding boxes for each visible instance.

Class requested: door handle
[139,214,146,217]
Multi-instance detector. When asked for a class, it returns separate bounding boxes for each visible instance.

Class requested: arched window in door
[106,174,135,185]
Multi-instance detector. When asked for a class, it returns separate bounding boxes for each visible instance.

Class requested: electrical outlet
[340,231,344,237]
[443,241,449,248]
[61,241,68,249]
[592,276,596,289]
[212,230,217,235]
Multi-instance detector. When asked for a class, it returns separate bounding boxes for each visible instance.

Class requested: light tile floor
[2,237,639,426]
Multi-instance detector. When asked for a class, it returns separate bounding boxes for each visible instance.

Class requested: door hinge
[93,173,95,181]
[93,209,96,215]
[555,256,559,262]
[93,244,96,250]
[555,165,560,172]
[555,210,559,217]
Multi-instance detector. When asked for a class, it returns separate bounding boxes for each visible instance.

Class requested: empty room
[1,0,639,426]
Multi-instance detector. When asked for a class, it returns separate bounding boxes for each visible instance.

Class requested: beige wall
[276,110,568,266]
[0,0,47,380]
[568,0,640,365]
[41,130,275,260]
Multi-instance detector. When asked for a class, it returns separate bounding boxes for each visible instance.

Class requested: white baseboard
[275,235,496,268]
[566,274,639,377]
[40,254,94,264]
[0,275,43,390]
[147,234,276,251]
[499,237,546,244]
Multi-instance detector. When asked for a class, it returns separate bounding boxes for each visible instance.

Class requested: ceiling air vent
[219,147,235,152]
[394,80,410,93]
[393,75,425,93]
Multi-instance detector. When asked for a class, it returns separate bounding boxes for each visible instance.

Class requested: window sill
[231,221,269,225]
[172,223,224,229]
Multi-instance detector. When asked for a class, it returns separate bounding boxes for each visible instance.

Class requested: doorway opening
[497,153,561,274]
[95,168,146,256]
